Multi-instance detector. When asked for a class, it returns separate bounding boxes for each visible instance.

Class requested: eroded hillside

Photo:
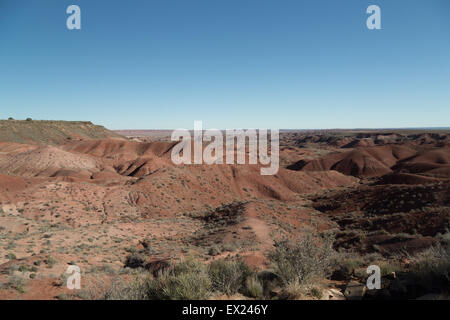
[0,127,448,300]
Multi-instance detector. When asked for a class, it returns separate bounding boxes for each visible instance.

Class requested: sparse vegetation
[408,244,450,291]
[269,232,337,286]
[1,275,27,293]
[0,126,448,300]
[0,120,123,144]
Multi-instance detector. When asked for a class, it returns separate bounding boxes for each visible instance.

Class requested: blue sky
[0,0,449,129]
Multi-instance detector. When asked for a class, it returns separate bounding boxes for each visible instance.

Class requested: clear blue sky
[0,0,449,129]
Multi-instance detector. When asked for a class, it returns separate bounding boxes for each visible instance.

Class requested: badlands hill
[0,120,124,145]
[287,145,450,178]
[0,125,448,300]
[287,145,417,177]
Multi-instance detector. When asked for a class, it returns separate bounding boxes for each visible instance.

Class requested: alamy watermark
[66,265,81,290]
[170,121,279,175]
[66,5,81,30]
[366,5,382,30]
[66,4,381,31]
[366,265,381,290]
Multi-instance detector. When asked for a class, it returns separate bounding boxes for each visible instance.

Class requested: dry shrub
[269,232,337,286]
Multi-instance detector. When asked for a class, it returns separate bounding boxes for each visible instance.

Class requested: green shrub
[207,259,252,295]
[45,255,56,268]
[6,253,16,260]
[18,265,29,272]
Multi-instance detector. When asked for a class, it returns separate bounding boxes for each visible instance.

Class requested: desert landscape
[0,119,448,300]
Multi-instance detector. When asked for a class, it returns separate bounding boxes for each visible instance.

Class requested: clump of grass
[146,268,211,300]
[245,275,264,298]
[86,276,149,300]
[280,280,324,300]
[45,255,56,268]
[5,253,16,260]
[377,260,402,277]
[88,264,117,275]
[207,258,252,295]
[333,252,382,280]
[92,259,212,300]
[408,245,450,291]
[282,279,303,299]
[340,257,364,276]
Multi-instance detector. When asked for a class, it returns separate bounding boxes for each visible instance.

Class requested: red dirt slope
[288,145,417,177]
